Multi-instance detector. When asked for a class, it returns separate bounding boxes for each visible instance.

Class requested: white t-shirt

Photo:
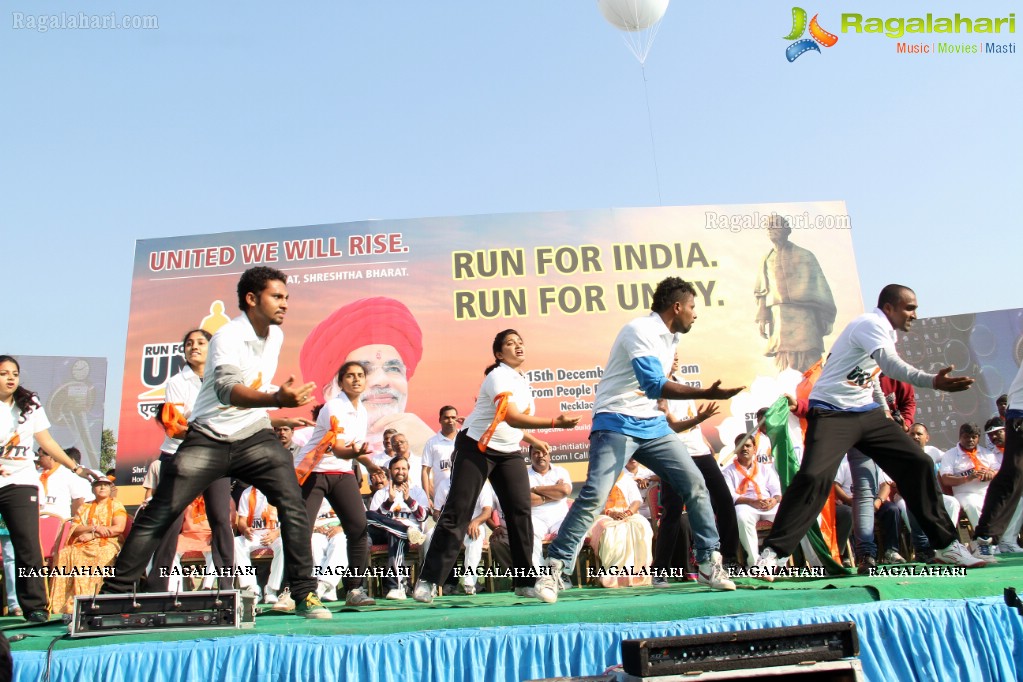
[293,395,368,474]
[422,431,456,490]
[463,363,535,453]
[722,459,782,503]
[38,465,83,518]
[593,313,678,420]
[810,309,896,411]
[291,426,314,449]
[835,457,852,492]
[0,400,49,489]
[160,365,203,455]
[190,315,283,438]
[667,399,712,456]
[923,445,944,467]
[369,484,430,529]
[528,465,571,526]
[940,445,1002,496]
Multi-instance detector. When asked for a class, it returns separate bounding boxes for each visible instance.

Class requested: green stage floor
[5,554,1021,653]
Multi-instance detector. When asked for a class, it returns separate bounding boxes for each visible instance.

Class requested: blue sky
[3,1,1019,434]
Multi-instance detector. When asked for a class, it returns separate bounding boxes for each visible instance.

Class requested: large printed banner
[117,203,862,488]
[896,308,1022,451]
[16,355,107,470]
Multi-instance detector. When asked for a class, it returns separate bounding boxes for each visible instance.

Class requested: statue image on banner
[754,215,837,373]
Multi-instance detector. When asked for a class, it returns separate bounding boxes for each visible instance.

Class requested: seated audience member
[894,423,962,562]
[422,406,459,510]
[389,433,423,492]
[310,499,348,602]
[984,418,1022,553]
[166,496,217,592]
[831,459,856,568]
[48,478,126,614]
[367,456,429,600]
[0,520,21,616]
[527,445,572,569]
[37,447,86,519]
[588,463,653,587]
[423,478,494,595]
[233,485,283,603]
[940,423,1002,527]
[623,457,656,521]
[369,468,389,495]
[369,427,399,470]
[722,435,781,566]
[868,474,907,565]
[274,424,303,457]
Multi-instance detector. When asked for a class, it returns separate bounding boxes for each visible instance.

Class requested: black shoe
[651,576,670,588]
[916,548,937,564]
[442,583,459,596]
[856,555,877,575]
[25,610,50,623]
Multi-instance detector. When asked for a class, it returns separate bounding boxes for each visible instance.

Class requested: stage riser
[12,597,1023,682]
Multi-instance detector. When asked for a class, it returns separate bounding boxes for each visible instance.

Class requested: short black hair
[65,447,82,464]
[237,266,287,311]
[877,284,914,310]
[996,394,1008,406]
[439,405,457,418]
[910,422,929,433]
[651,277,697,314]
[734,433,750,446]
[388,455,409,472]
[959,422,981,437]
[984,416,1005,432]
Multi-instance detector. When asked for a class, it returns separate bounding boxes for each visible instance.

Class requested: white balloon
[597,0,669,32]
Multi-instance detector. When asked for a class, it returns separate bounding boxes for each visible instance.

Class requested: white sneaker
[997,541,1023,554]
[271,589,296,612]
[384,587,407,601]
[534,558,564,604]
[262,588,277,605]
[461,582,476,595]
[406,526,426,546]
[513,586,538,598]
[752,547,780,582]
[697,551,736,591]
[315,581,337,602]
[935,540,987,567]
[969,537,998,564]
[412,580,437,604]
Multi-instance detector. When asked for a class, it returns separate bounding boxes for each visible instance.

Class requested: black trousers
[421,431,534,588]
[146,471,234,591]
[652,454,740,569]
[0,485,48,613]
[105,428,316,601]
[765,408,957,556]
[976,417,1023,540]
[301,472,368,592]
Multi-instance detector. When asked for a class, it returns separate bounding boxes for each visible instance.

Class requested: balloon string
[641,64,663,206]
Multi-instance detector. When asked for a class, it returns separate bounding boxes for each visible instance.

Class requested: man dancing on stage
[535,277,744,603]
[755,284,983,577]
[103,267,331,618]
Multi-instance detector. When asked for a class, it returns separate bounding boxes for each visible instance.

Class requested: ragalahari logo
[784,7,839,61]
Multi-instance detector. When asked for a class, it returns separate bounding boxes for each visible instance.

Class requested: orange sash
[295,416,344,485]
[191,496,207,524]
[961,447,989,473]
[39,466,55,495]
[160,403,188,439]
[245,488,276,530]
[734,460,764,499]
[478,392,511,452]
[603,474,628,514]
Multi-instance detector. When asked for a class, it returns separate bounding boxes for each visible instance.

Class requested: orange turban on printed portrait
[300,297,424,403]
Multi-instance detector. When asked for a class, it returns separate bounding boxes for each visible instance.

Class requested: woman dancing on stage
[0,355,95,622]
[413,330,580,602]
